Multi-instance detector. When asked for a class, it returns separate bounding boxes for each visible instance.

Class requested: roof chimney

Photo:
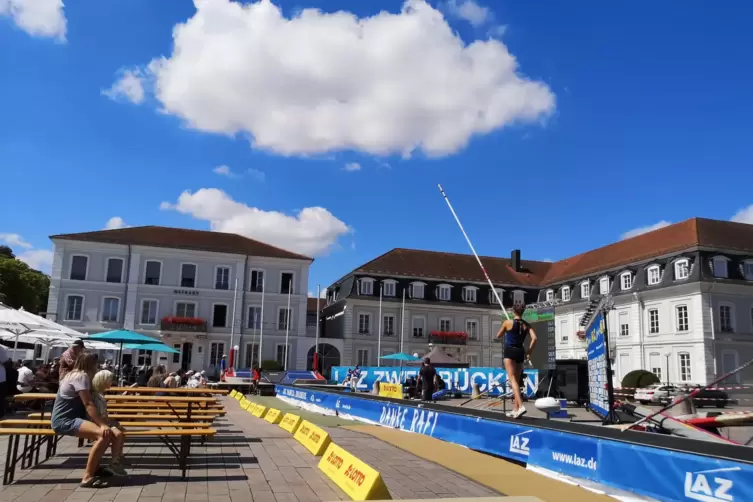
[511,249,521,272]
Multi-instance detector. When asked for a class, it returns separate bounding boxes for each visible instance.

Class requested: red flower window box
[429,331,468,339]
[162,316,206,325]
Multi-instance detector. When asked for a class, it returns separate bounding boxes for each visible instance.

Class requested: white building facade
[46,226,316,373]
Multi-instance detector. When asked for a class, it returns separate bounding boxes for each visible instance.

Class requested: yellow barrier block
[235,393,243,401]
[279,413,302,434]
[264,408,282,424]
[241,399,251,410]
[230,390,237,398]
[294,420,331,456]
[318,443,391,500]
[378,383,403,399]
[251,404,268,418]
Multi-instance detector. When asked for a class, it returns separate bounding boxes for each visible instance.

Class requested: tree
[0,256,50,313]
[0,245,14,259]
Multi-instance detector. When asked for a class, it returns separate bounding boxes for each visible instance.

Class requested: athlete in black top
[496,304,537,418]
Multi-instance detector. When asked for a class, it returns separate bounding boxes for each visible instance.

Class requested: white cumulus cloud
[160,188,351,257]
[102,68,146,104]
[620,220,673,240]
[0,0,66,41]
[247,168,265,182]
[17,249,54,273]
[113,0,554,158]
[212,165,238,177]
[104,217,129,230]
[308,289,327,299]
[730,204,753,224]
[0,233,32,249]
[343,162,361,172]
[443,0,489,26]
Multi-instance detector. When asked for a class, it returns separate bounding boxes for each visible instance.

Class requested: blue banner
[276,384,753,502]
[330,366,539,397]
[585,312,609,417]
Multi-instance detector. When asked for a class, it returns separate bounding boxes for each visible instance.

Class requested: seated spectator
[51,352,125,488]
[17,360,34,393]
[91,370,127,475]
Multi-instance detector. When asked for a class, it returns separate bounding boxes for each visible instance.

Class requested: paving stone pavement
[0,397,499,501]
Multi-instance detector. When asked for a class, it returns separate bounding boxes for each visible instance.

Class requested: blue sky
[1,0,752,294]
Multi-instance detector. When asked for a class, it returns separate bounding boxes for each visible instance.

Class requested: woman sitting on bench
[50,352,126,489]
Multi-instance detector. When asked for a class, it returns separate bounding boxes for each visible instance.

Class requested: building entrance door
[181,342,193,371]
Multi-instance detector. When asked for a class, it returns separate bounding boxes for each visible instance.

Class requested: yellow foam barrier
[294,420,331,456]
[279,413,302,434]
[240,399,251,410]
[234,393,243,401]
[251,404,267,418]
[230,390,237,398]
[318,443,391,500]
[264,408,282,424]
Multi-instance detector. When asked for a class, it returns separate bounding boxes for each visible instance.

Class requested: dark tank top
[505,319,529,348]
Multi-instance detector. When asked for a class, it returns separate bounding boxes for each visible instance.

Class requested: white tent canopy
[0,303,82,355]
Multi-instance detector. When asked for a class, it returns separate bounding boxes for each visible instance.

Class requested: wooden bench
[1,427,216,484]
[110,387,229,395]
[28,412,218,421]
[105,408,222,415]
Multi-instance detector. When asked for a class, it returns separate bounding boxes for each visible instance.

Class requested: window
[676,305,689,332]
[409,282,424,299]
[513,290,525,305]
[247,306,262,330]
[719,305,733,332]
[359,278,374,296]
[175,302,196,318]
[439,318,452,332]
[744,261,753,280]
[356,349,369,367]
[250,269,265,292]
[463,287,477,303]
[212,304,228,328]
[546,290,554,301]
[244,344,260,369]
[581,282,590,299]
[466,320,478,339]
[489,288,504,305]
[278,308,292,331]
[180,263,197,288]
[559,319,569,342]
[599,277,610,294]
[65,295,83,321]
[106,258,124,283]
[101,297,120,323]
[144,261,161,285]
[647,266,661,286]
[649,353,662,382]
[69,255,88,281]
[722,351,740,384]
[678,352,692,382]
[137,350,152,366]
[467,354,480,366]
[561,286,571,301]
[383,315,395,336]
[210,342,226,367]
[648,308,659,334]
[276,344,290,368]
[712,256,728,278]
[173,344,181,364]
[140,300,158,325]
[619,312,629,337]
[382,280,396,297]
[215,266,230,290]
[619,353,631,381]
[281,272,294,294]
[620,272,633,291]
[675,259,690,280]
[437,284,451,301]
[412,317,425,337]
[358,313,371,334]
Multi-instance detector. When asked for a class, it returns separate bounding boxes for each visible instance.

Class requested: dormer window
[675,259,690,280]
[561,286,571,302]
[513,290,525,305]
[545,290,554,301]
[620,272,633,291]
[436,284,451,301]
[743,260,753,280]
[358,278,374,295]
[647,266,661,286]
[599,277,610,295]
[381,279,396,297]
[489,288,505,305]
[409,282,425,299]
[581,281,590,299]
[712,256,729,278]
[462,286,477,303]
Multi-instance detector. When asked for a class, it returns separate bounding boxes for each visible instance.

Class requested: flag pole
[315,285,321,370]
[284,278,292,370]
[400,288,405,353]
[377,283,383,360]
[229,277,238,369]
[259,276,265,367]
[438,184,510,320]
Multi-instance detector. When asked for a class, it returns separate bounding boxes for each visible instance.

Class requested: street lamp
[664,352,671,385]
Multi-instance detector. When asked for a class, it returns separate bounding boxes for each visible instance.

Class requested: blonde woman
[50,353,124,488]
[91,370,127,475]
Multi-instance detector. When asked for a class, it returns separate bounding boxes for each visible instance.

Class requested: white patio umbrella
[18,307,84,337]
[0,303,78,354]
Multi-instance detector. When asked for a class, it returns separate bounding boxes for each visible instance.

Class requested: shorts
[504,345,525,363]
[51,417,85,436]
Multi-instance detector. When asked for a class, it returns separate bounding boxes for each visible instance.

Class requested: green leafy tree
[0,255,50,313]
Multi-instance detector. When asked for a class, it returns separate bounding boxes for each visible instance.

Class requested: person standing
[59,340,85,381]
[496,304,537,418]
[417,358,436,401]
[0,344,7,417]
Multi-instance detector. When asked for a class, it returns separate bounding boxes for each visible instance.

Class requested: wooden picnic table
[110,386,229,395]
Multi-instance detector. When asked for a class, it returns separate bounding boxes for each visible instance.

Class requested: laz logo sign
[509,430,531,456]
[684,470,736,502]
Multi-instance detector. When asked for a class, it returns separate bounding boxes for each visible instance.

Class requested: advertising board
[584,311,611,417]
